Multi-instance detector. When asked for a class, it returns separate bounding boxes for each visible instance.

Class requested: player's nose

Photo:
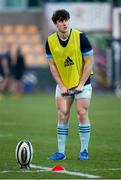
[63,20,67,25]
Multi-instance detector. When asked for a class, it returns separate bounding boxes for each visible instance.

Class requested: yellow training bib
[48,29,83,89]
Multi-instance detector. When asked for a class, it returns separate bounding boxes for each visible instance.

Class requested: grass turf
[0,92,121,179]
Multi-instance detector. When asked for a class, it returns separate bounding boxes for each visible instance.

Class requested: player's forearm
[79,57,93,87]
[49,61,64,88]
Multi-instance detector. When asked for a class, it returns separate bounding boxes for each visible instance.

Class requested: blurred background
[0,0,121,96]
[0,1,121,179]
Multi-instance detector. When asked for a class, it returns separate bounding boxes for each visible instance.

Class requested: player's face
[55,20,69,33]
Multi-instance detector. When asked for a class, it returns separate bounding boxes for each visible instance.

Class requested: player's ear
[54,22,58,28]
[54,21,57,25]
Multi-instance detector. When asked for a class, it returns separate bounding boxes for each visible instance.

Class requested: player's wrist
[76,84,84,91]
[58,83,65,89]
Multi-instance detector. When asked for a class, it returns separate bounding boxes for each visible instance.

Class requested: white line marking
[1,166,121,176]
[30,164,101,179]
[90,168,121,171]
[59,170,100,178]
[0,171,10,173]
[0,170,47,173]
[0,133,13,137]
[0,164,101,178]
[31,164,51,171]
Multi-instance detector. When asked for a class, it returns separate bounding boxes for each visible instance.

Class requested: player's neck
[58,29,70,41]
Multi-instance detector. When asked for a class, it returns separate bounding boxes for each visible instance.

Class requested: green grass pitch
[0,92,121,179]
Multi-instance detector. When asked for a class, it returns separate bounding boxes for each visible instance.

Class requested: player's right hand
[59,85,68,96]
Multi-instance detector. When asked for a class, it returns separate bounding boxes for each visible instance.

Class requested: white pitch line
[0,171,10,173]
[30,164,51,171]
[1,166,121,176]
[90,168,121,171]
[30,164,101,179]
[0,170,48,173]
[59,170,101,178]
[0,133,13,137]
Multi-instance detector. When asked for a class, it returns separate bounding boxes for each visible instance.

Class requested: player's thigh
[75,84,92,112]
[55,84,74,114]
[56,96,74,115]
[75,98,91,112]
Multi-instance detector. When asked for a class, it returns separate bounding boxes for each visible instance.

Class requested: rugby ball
[15,140,33,168]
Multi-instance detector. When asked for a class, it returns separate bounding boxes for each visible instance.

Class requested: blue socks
[78,123,91,152]
[57,122,69,154]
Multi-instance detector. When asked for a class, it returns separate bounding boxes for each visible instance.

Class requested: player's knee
[77,108,87,121]
[58,110,69,121]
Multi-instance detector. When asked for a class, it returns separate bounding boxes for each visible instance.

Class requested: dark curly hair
[51,9,70,24]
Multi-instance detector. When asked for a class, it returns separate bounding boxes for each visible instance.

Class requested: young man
[46,9,93,160]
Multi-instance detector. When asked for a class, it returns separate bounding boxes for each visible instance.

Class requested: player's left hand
[74,85,84,94]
